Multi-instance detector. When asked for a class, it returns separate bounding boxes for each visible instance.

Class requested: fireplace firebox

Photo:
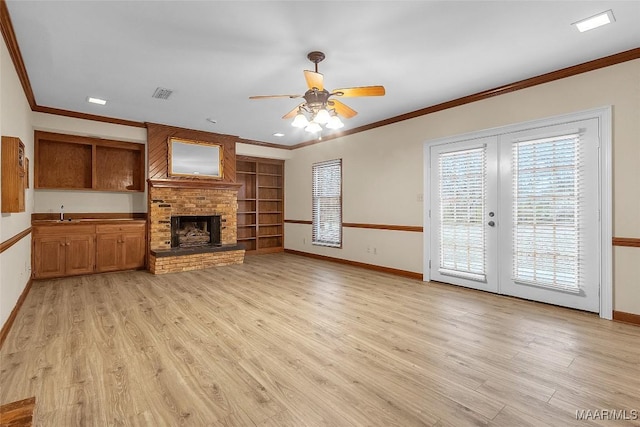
[170,215,221,248]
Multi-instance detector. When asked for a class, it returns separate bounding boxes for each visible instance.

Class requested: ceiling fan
[249,51,385,133]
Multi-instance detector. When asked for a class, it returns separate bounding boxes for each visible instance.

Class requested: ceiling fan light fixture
[291,112,309,128]
[305,121,322,133]
[326,115,344,130]
[314,108,331,124]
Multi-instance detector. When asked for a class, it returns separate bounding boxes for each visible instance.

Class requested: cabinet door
[33,236,66,278]
[96,233,120,272]
[120,232,146,270]
[66,234,95,276]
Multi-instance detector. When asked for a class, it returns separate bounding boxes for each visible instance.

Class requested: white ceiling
[6,1,640,146]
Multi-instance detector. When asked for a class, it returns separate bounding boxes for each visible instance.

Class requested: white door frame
[423,106,612,319]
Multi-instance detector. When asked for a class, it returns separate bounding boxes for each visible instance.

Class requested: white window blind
[512,133,583,292]
[438,147,486,281]
[312,159,342,247]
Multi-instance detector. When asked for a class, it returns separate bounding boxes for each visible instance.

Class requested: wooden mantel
[147,179,242,190]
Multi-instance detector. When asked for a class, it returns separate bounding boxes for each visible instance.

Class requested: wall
[0,35,34,329]
[31,112,147,213]
[236,142,292,161]
[284,59,640,315]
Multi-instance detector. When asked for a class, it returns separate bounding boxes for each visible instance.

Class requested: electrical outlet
[367,246,371,253]
[417,193,423,202]
[303,237,306,245]
[373,247,377,255]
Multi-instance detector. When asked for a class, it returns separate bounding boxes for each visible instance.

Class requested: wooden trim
[285,219,312,225]
[343,223,423,232]
[613,311,640,326]
[35,130,145,150]
[0,0,36,109]
[237,138,291,150]
[0,396,35,426]
[285,219,423,232]
[285,249,422,280]
[612,237,640,247]
[290,48,640,150]
[0,279,33,349]
[0,227,31,254]
[34,105,146,128]
[148,178,242,190]
[237,155,286,165]
[31,212,147,221]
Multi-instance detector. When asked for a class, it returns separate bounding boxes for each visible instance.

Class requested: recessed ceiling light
[206,118,217,124]
[273,133,285,137]
[573,10,615,32]
[87,97,107,105]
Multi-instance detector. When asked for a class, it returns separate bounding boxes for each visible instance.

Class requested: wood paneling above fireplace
[146,123,238,183]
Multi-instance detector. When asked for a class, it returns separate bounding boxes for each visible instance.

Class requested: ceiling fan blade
[332,86,385,97]
[282,103,304,119]
[330,99,358,118]
[249,94,301,100]
[304,70,324,90]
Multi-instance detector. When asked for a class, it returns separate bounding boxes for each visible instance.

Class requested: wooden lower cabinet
[96,223,146,272]
[33,225,95,279]
[33,221,146,279]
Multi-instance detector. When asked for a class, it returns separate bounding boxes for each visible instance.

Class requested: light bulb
[305,121,322,133]
[314,108,331,124]
[326,115,344,129]
[291,113,309,128]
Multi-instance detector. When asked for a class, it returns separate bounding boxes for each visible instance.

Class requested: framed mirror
[168,137,223,179]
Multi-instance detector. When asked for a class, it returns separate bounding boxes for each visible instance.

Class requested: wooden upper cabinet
[35,131,145,192]
[1,136,26,213]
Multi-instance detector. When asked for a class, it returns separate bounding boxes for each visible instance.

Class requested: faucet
[60,205,64,221]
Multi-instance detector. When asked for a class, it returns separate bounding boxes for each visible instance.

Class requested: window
[512,133,582,292]
[312,159,342,247]
[438,147,486,281]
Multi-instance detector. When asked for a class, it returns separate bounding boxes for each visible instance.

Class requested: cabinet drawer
[33,224,96,236]
[96,222,145,234]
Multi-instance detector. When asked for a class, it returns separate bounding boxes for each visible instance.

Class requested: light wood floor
[1,253,639,426]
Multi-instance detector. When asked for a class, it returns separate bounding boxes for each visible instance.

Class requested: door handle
[488,221,495,227]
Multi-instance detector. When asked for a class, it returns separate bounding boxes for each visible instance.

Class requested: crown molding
[2,1,638,151]
[0,0,35,108]
[290,47,640,150]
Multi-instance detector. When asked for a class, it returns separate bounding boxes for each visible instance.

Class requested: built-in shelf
[237,156,284,254]
[35,131,145,192]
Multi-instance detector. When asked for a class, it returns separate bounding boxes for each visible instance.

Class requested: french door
[428,117,601,312]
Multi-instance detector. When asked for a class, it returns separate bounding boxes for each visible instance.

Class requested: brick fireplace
[146,123,245,274]
[148,181,244,274]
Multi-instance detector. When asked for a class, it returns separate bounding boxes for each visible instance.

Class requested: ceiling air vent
[152,87,173,100]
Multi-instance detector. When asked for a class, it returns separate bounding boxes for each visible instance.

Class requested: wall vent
[152,87,173,100]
